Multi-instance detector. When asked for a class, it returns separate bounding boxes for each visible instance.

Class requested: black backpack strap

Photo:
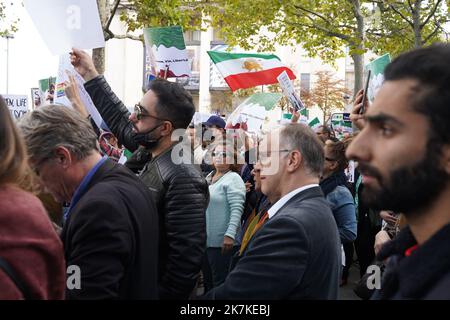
[0,257,32,300]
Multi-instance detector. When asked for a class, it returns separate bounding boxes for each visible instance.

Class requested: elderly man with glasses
[19,105,159,299]
[203,123,341,300]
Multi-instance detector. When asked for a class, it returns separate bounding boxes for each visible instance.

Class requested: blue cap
[203,115,226,129]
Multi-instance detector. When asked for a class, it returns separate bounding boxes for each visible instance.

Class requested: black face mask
[133,123,164,150]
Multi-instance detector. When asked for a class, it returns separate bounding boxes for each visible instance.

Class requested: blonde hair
[0,96,28,186]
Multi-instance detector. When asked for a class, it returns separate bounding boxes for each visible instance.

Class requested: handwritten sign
[3,95,28,120]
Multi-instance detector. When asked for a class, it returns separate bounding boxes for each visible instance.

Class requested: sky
[0,1,58,99]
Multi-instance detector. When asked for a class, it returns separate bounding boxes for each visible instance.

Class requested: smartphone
[360,69,372,115]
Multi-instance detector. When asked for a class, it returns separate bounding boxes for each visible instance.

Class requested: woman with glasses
[202,141,246,292]
[320,140,357,286]
[0,96,66,299]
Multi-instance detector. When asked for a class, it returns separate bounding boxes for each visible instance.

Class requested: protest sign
[54,54,108,130]
[330,113,353,140]
[277,70,305,112]
[23,0,105,55]
[38,77,57,105]
[345,160,355,184]
[143,26,190,79]
[3,95,28,120]
[30,88,41,109]
[365,54,391,102]
[227,93,282,133]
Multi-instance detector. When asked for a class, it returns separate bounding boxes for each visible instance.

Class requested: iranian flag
[208,51,296,91]
[144,26,190,78]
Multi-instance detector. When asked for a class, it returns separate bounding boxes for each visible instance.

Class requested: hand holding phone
[360,69,371,115]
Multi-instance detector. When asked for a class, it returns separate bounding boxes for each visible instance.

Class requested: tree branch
[389,3,414,27]
[420,0,443,30]
[285,20,352,42]
[105,0,121,31]
[292,4,332,25]
[423,23,441,43]
[111,33,143,42]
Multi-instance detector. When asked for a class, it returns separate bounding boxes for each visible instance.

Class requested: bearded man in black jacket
[70,48,209,300]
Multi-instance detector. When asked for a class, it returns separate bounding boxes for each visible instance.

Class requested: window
[300,73,311,93]
[184,30,201,45]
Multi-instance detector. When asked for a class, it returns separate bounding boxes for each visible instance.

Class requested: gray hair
[18,105,99,163]
[279,123,324,177]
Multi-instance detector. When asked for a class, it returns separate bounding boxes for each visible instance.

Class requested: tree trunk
[93,0,110,74]
[352,53,364,97]
[351,0,365,97]
[412,0,423,47]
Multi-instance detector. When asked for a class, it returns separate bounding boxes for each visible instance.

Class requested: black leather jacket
[85,76,209,299]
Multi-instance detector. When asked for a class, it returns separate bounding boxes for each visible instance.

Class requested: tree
[202,0,373,96]
[92,0,203,73]
[202,0,449,96]
[369,0,449,55]
[308,71,351,124]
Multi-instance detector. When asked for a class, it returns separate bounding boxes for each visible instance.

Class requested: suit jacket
[61,159,159,299]
[204,186,341,300]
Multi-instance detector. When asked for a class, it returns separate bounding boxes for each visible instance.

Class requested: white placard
[345,160,355,184]
[55,54,108,130]
[24,0,105,55]
[277,70,305,112]
[3,95,28,120]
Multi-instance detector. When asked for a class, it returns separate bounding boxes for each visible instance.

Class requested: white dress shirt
[267,184,319,219]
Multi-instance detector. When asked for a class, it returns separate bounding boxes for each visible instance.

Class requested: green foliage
[368,0,449,57]
[119,0,203,32]
[0,1,18,37]
[202,0,449,63]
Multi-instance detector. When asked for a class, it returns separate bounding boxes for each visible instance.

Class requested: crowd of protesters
[0,43,449,300]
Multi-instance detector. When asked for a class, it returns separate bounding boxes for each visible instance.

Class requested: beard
[359,144,449,218]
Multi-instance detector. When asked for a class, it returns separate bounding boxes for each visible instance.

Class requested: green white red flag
[207,51,296,91]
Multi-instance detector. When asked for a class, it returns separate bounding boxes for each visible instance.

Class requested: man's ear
[160,121,174,137]
[287,150,302,173]
[53,146,72,169]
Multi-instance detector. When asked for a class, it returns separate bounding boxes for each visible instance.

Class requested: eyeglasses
[134,103,167,122]
[212,151,231,158]
[258,149,291,165]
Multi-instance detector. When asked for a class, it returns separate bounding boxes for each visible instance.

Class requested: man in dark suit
[204,124,341,299]
[19,105,159,299]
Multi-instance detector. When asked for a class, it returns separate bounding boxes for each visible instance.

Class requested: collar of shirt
[267,184,319,219]
[64,156,108,222]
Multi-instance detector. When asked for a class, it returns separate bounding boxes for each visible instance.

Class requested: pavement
[339,264,362,300]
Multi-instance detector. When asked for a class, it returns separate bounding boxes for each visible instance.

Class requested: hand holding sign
[70,48,99,82]
[64,71,89,118]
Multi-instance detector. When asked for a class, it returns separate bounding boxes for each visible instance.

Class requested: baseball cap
[203,115,226,129]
